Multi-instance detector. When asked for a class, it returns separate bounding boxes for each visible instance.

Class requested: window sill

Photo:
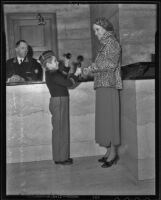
[6,81,46,86]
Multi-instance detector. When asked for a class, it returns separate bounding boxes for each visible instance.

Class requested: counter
[120,79,155,180]
[6,82,105,163]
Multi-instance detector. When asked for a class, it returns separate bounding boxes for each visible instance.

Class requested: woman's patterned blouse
[85,31,123,90]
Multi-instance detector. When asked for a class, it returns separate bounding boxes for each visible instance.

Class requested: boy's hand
[74,67,82,76]
[69,74,79,82]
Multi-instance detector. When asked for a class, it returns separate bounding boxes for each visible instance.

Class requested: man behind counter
[6,40,42,83]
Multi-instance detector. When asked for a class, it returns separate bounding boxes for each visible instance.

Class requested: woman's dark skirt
[95,87,120,147]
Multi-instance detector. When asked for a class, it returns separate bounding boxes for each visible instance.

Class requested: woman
[83,17,123,168]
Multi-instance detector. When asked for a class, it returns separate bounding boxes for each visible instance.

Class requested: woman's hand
[91,63,97,70]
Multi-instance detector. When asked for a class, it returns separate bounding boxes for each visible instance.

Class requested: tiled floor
[7,156,155,195]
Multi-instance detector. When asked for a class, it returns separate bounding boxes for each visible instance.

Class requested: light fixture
[37,13,46,25]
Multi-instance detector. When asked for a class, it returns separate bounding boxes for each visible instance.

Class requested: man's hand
[7,75,25,82]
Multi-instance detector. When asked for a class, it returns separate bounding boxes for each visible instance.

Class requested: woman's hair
[94,17,114,32]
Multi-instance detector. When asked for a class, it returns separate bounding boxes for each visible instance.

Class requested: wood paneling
[20,26,45,47]
[7,13,58,59]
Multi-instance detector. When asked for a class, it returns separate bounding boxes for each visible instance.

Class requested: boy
[39,50,77,165]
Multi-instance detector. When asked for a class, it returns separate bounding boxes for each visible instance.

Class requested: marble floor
[7,156,155,196]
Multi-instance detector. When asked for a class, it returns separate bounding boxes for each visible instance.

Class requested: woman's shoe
[101,155,119,168]
[98,157,108,163]
[98,144,111,163]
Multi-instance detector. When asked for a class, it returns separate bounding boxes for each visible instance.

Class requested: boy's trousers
[49,96,70,162]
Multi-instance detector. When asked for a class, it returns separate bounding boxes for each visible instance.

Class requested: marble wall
[4,4,156,67]
[88,4,156,65]
[6,82,105,163]
[118,4,156,66]
[120,80,155,180]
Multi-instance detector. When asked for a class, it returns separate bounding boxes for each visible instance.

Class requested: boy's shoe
[55,158,73,165]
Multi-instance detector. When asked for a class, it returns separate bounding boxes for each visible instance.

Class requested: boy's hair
[39,50,56,68]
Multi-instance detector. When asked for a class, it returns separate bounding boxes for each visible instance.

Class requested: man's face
[15,42,28,58]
